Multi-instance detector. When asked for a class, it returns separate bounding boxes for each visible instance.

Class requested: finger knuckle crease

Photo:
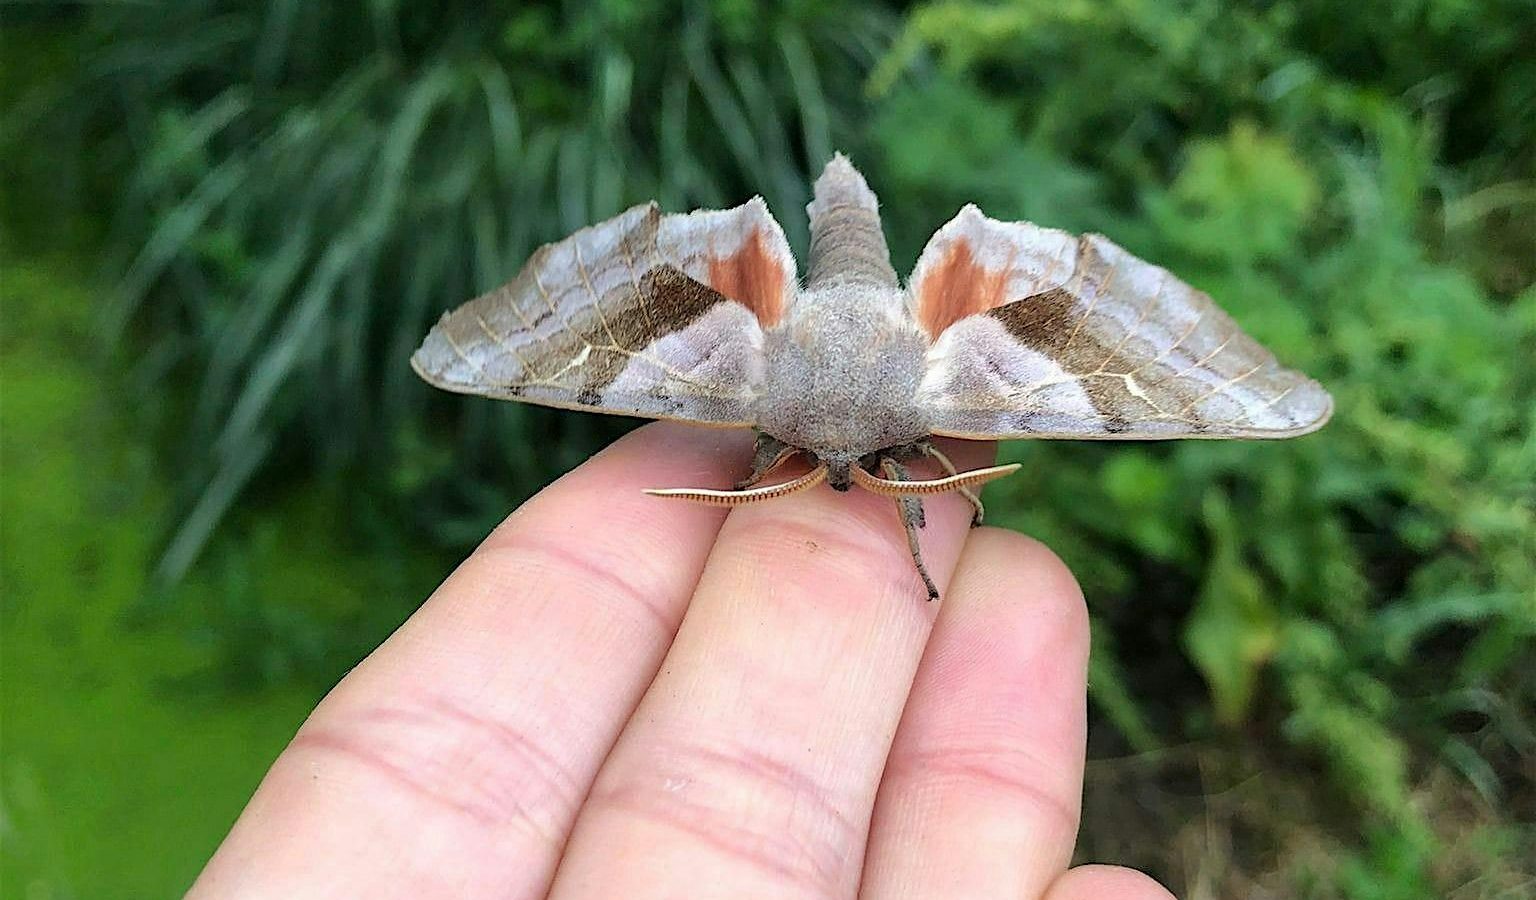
[289,693,581,845]
[890,744,1080,833]
[589,738,856,895]
[477,533,677,636]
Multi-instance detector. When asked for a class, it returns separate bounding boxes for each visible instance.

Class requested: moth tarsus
[735,433,799,490]
[918,442,986,527]
[414,152,1332,601]
[882,457,942,602]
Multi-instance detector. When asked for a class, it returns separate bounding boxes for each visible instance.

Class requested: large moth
[413,155,1331,599]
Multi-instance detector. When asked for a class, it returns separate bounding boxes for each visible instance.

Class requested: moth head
[818,454,857,492]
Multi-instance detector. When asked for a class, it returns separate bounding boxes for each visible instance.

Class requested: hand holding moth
[191,423,1175,900]
[193,153,1323,894]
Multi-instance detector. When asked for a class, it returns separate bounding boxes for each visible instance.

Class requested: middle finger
[549,441,994,899]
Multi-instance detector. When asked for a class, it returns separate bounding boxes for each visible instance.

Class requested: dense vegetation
[3,1,1532,895]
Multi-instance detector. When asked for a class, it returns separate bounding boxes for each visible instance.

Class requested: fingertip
[608,420,758,470]
[1046,864,1179,900]
[949,528,1087,649]
[931,436,999,473]
[965,526,1079,581]
[909,528,1089,738]
[524,422,754,504]
[484,422,753,548]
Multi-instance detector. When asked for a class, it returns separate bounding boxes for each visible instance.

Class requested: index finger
[192,422,752,899]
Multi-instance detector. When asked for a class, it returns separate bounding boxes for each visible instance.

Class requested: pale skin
[191,423,1177,900]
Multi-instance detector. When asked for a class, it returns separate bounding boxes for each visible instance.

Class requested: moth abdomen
[805,153,898,290]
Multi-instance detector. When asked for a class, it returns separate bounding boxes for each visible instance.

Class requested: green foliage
[0,256,448,896]
[1183,492,1283,728]
[0,260,322,896]
[6,0,1534,894]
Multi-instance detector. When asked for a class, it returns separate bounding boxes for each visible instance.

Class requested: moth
[413,154,1332,600]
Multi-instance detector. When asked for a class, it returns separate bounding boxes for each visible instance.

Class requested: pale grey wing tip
[409,340,451,390]
[1193,375,1333,439]
[410,322,457,391]
[1273,378,1334,438]
[409,316,498,398]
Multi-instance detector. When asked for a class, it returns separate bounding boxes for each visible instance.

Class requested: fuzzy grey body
[755,282,930,488]
[748,153,929,490]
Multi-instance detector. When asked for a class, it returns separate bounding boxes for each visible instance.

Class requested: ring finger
[859,529,1089,899]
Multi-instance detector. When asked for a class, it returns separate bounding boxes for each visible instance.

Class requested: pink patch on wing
[915,238,1014,339]
[708,228,788,328]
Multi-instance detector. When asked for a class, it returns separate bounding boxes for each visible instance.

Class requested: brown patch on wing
[988,287,1079,357]
[915,239,1013,338]
[573,265,732,399]
[708,228,787,328]
[991,285,1167,431]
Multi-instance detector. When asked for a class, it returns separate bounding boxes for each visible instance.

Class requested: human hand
[192,423,1175,899]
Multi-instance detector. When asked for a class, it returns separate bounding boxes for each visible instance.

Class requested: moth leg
[879,458,926,529]
[735,433,799,490]
[882,458,939,602]
[918,441,986,527]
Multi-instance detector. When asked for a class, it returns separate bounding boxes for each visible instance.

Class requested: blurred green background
[2,1,1533,896]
